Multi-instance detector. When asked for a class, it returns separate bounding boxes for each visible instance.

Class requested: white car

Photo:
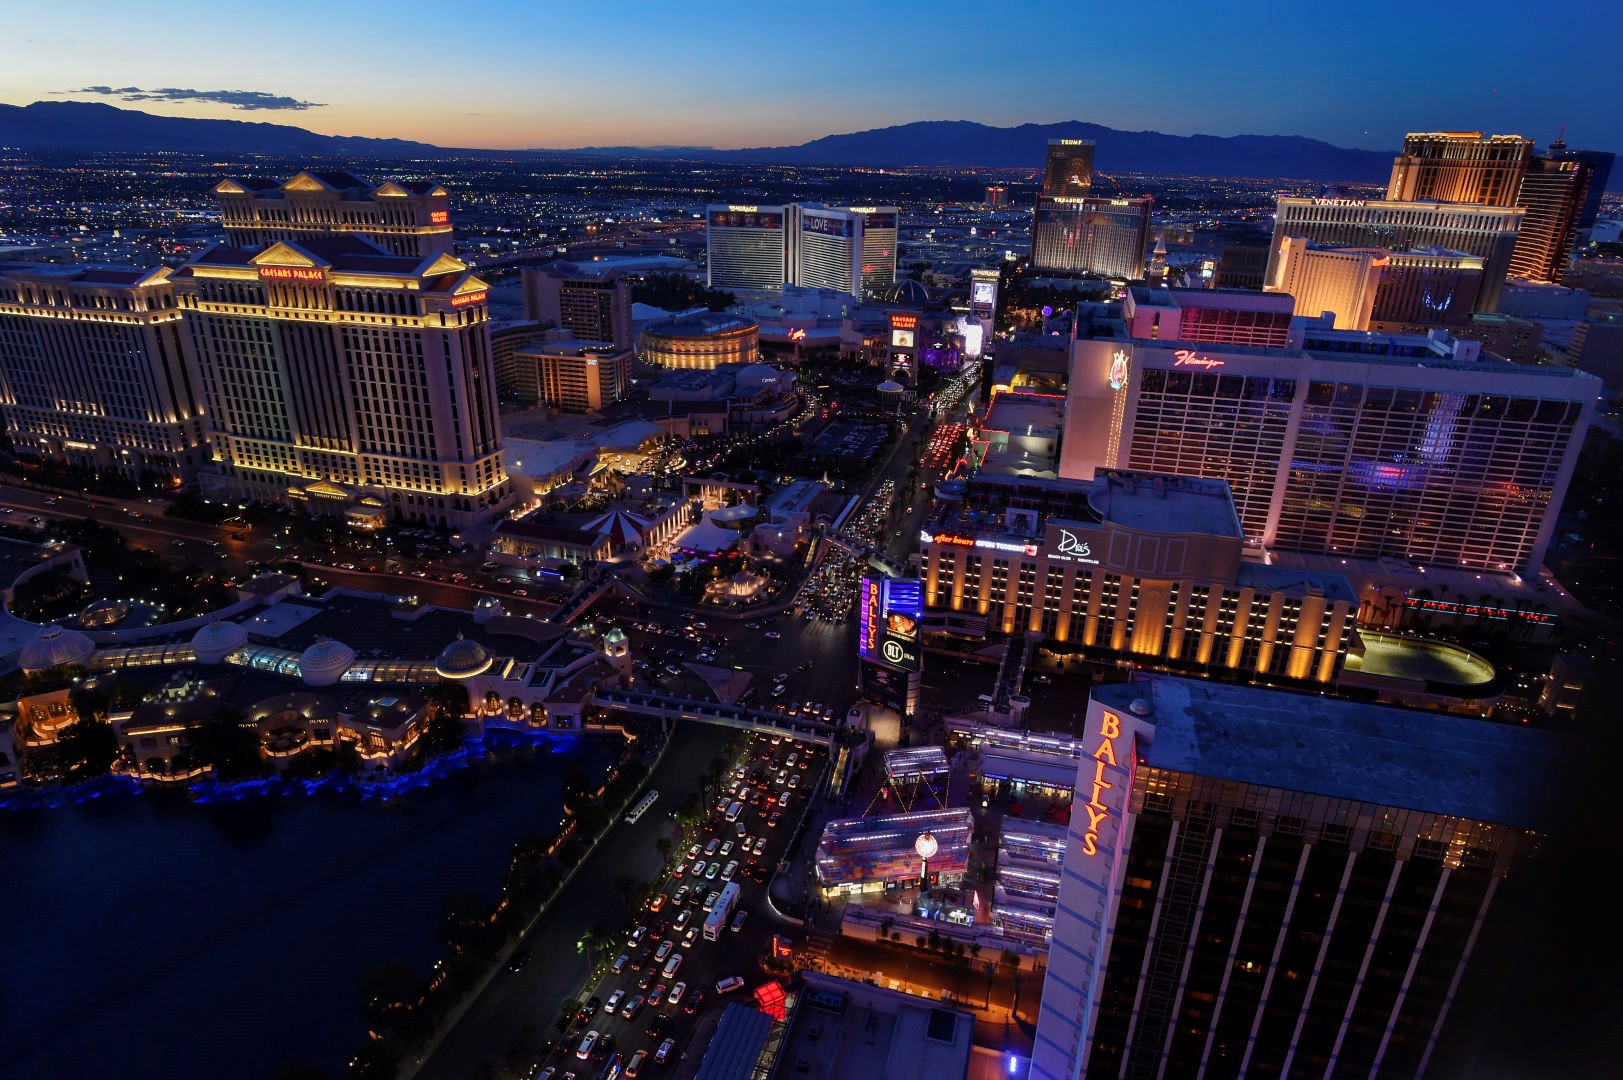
[722,860,738,881]
[656,939,675,961]
[720,841,734,855]
[668,981,688,1005]
[605,989,625,1013]
[576,1030,600,1059]
[716,976,746,994]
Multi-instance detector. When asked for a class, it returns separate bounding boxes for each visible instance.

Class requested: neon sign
[1172,349,1224,370]
[922,532,974,547]
[259,266,325,282]
[889,313,920,330]
[1312,197,1366,207]
[1081,710,1120,857]
[1108,349,1129,390]
[1056,530,1091,559]
[450,291,488,307]
[1402,596,1557,625]
[430,210,449,224]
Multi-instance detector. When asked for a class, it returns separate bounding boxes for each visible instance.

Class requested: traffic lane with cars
[414,724,732,1080]
[535,734,826,1077]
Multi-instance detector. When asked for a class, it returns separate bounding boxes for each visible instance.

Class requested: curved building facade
[639,315,759,370]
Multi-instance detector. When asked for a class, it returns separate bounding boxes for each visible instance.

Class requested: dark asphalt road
[414,723,733,1079]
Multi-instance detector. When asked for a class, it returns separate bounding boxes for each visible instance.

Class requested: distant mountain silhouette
[0,102,1395,183]
[548,120,1400,183]
[0,100,442,157]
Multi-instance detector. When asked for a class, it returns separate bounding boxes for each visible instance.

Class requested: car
[753,837,767,855]
[656,1038,678,1065]
[576,1031,600,1060]
[537,1068,555,1080]
[771,685,787,698]
[646,1011,672,1040]
[735,820,748,838]
[703,890,721,912]
[622,994,645,1019]
[705,862,721,880]
[605,989,625,1013]
[768,811,782,828]
[673,861,686,879]
[687,844,700,860]
[597,1035,616,1062]
[722,860,738,880]
[508,948,532,972]
[682,926,699,948]
[649,983,667,1005]
[649,919,667,942]
[765,631,782,639]
[656,939,675,962]
[626,1050,649,1078]
[705,838,720,855]
[662,953,683,978]
[578,996,602,1021]
[720,841,734,855]
[731,910,748,933]
[716,976,746,995]
[787,775,799,789]
[630,925,648,946]
[637,968,655,990]
[673,886,690,906]
[674,909,692,929]
[683,988,705,1014]
[668,981,687,1006]
[648,894,666,913]
[691,860,706,878]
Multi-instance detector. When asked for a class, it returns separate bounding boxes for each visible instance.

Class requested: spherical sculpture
[914,832,939,862]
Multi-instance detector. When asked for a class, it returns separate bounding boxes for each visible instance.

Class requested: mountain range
[1,101,1402,182]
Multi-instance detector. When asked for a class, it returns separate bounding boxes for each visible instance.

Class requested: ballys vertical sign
[1081,709,1122,856]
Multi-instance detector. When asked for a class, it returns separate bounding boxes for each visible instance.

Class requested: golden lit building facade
[1266,240,1385,330]
[213,171,454,259]
[0,264,207,482]
[918,472,1357,686]
[172,236,511,528]
[1387,132,1533,207]
[638,314,759,370]
[514,343,633,413]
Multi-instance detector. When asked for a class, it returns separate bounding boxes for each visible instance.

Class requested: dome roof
[191,619,249,665]
[435,634,493,679]
[18,625,97,673]
[877,380,904,393]
[298,637,356,687]
[880,279,931,304]
[78,599,130,629]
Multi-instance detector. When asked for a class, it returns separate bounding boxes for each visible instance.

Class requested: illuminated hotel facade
[918,472,1357,686]
[1386,132,1533,207]
[0,264,207,482]
[172,235,510,528]
[213,171,454,259]
[706,203,899,297]
[1061,326,1597,574]
[1033,677,1563,1080]
[1031,196,1153,280]
[1267,198,1523,313]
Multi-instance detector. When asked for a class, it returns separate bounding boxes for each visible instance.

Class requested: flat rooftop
[983,392,1064,436]
[1096,677,1572,831]
[775,972,974,1080]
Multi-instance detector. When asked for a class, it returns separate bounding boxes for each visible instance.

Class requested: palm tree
[656,836,673,864]
[613,874,642,919]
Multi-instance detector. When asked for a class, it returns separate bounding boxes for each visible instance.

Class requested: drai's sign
[1043,523,1101,566]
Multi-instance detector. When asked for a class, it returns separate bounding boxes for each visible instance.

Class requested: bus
[625,789,659,824]
[703,882,741,941]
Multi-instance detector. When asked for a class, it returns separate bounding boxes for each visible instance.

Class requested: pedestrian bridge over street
[593,688,835,746]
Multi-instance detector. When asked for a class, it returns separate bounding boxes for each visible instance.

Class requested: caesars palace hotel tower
[172,172,510,528]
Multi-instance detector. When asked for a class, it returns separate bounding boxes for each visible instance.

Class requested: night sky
[2,0,1618,154]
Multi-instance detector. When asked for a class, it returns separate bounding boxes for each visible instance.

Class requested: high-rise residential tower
[1042,138,1096,198]
[1386,132,1534,207]
[706,204,789,292]
[0,264,207,482]
[1508,145,1615,284]
[213,171,454,259]
[520,262,634,348]
[1032,676,1569,1080]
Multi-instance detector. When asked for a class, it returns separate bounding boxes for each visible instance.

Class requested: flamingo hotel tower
[172,171,511,528]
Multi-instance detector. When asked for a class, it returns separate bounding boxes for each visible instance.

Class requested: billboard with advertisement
[859,575,922,671]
